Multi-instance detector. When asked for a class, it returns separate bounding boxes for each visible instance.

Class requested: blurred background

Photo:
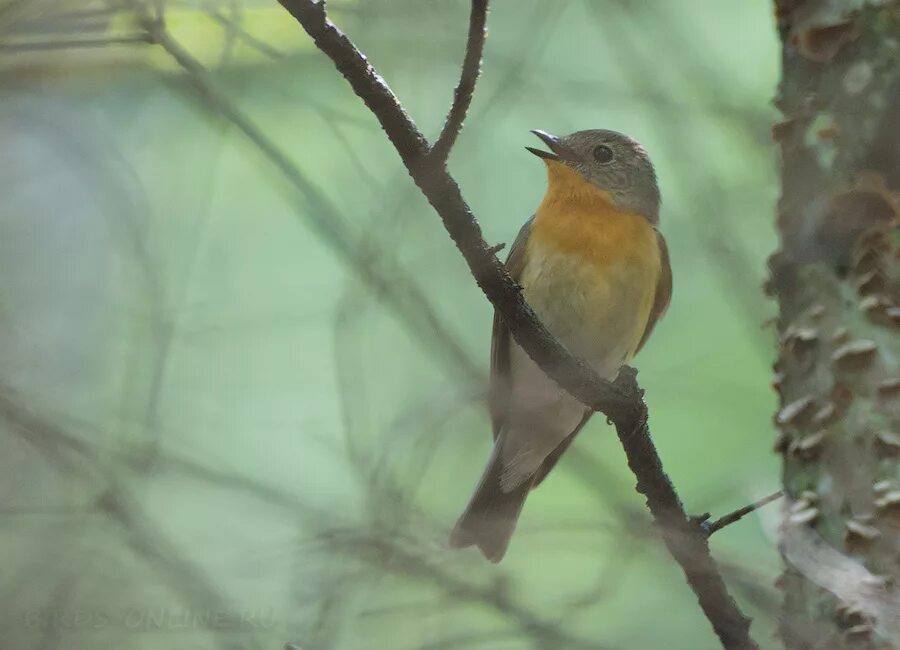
[0,1,783,648]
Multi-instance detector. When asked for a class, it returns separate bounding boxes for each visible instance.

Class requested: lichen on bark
[771,2,900,647]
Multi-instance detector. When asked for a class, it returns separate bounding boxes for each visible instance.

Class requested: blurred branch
[420,630,523,650]
[125,0,483,386]
[202,1,285,60]
[473,1,564,123]
[584,2,774,346]
[277,1,759,648]
[3,102,172,465]
[0,34,150,51]
[0,386,261,650]
[327,529,608,650]
[99,485,265,650]
[429,0,487,164]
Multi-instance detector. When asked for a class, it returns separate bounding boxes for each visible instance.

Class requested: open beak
[526,129,574,161]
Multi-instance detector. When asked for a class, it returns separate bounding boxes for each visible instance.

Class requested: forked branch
[276,1,759,647]
[430,0,489,164]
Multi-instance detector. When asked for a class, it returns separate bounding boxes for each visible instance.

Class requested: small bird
[450,129,672,562]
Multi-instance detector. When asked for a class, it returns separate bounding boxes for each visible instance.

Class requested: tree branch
[429,0,488,164]
[278,0,634,418]
[702,491,785,537]
[276,1,759,648]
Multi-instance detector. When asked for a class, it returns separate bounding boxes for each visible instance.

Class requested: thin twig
[429,0,488,164]
[277,2,760,648]
[704,491,784,537]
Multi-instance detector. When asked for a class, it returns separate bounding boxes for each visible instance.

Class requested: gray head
[526,129,661,223]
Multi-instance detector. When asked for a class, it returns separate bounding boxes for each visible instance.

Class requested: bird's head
[527,129,660,222]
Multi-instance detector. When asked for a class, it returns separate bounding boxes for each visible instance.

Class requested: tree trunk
[772,2,900,648]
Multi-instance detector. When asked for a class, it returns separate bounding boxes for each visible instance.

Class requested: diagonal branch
[279,0,632,418]
[429,0,489,165]
[276,1,759,648]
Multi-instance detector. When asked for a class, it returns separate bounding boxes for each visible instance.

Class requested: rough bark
[771,2,900,647]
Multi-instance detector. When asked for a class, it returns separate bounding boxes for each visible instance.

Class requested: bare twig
[429,0,488,164]
[277,2,760,648]
[703,491,784,537]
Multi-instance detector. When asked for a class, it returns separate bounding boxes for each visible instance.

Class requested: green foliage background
[0,1,783,648]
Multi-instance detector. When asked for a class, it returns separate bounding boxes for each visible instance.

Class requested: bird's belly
[497,234,659,486]
[519,242,657,378]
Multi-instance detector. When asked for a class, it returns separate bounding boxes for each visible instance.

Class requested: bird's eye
[593,145,614,164]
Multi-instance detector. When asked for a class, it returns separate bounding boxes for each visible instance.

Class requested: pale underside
[498,239,660,492]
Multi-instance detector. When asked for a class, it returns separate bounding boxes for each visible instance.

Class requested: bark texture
[772,2,900,647]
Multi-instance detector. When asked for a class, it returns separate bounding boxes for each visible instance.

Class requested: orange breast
[530,161,657,270]
[518,161,661,374]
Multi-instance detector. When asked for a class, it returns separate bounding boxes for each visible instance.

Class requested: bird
[449,128,672,562]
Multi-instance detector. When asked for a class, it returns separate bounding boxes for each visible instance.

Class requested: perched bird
[450,129,672,562]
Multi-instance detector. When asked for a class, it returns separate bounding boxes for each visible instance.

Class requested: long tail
[449,439,534,563]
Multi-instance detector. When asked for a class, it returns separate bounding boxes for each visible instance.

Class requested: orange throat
[530,160,656,267]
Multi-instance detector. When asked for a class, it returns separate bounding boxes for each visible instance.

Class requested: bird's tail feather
[449,438,533,563]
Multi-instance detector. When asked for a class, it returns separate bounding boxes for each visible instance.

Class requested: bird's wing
[489,217,534,440]
[635,230,672,354]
